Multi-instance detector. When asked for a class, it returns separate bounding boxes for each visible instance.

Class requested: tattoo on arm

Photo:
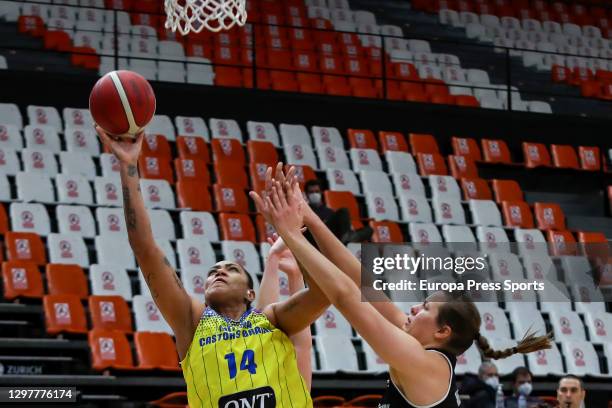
[122,186,137,230]
[163,256,184,290]
[127,164,138,177]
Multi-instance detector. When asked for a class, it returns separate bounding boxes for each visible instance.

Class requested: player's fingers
[95,125,113,146]
[249,191,265,214]
[275,162,284,184]
[264,196,276,218]
[276,181,289,207]
[285,166,295,184]
[264,166,273,192]
[270,183,282,210]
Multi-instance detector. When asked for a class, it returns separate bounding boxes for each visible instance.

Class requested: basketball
[89,70,156,138]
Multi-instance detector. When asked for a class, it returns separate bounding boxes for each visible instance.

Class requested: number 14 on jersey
[225,350,257,379]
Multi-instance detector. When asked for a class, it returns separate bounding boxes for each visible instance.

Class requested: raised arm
[96,128,201,358]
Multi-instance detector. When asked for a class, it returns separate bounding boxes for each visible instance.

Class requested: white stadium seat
[209,118,242,141]
[399,194,432,223]
[148,209,176,241]
[146,115,176,141]
[392,173,425,197]
[0,124,23,149]
[509,307,546,339]
[94,176,122,207]
[469,200,502,226]
[179,211,219,242]
[455,344,482,375]
[560,256,594,284]
[476,226,510,252]
[550,310,587,342]
[312,126,343,148]
[561,341,601,376]
[175,116,209,140]
[181,267,207,298]
[315,335,359,372]
[350,148,382,172]
[63,108,94,129]
[487,337,526,376]
[56,205,96,238]
[386,151,417,174]
[96,207,127,237]
[284,144,317,168]
[365,192,399,221]
[488,252,524,280]
[0,103,23,129]
[360,170,393,196]
[95,235,136,270]
[26,105,62,133]
[55,173,93,205]
[10,203,51,236]
[99,153,120,179]
[584,312,612,344]
[177,238,216,270]
[0,147,21,175]
[221,241,262,276]
[133,295,173,334]
[479,306,512,339]
[16,172,55,203]
[22,148,58,176]
[140,179,175,209]
[90,264,133,300]
[432,196,465,225]
[246,121,280,146]
[48,233,89,267]
[408,222,442,244]
[158,61,185,83]
[317,146,350,170]
[441,225,476,249]
[526,343,565,377]
[522,253,556,281]
[429,175,461,199]
[362,341,388,373]
[314,306,353,338]
[279,123,312,147]
[64,127,100,156]
[0,174,10,201]
[60,151,96,180]
[571,283,607,316]
[514,228,547,256]
[326,168,360,195]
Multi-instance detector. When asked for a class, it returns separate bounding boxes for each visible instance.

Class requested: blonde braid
[475,330,554,360]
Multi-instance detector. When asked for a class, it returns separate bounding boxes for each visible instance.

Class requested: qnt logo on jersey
[219,386,276,408]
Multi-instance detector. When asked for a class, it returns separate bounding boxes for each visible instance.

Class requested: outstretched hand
[267,234,301,277]
[95,125,144,165]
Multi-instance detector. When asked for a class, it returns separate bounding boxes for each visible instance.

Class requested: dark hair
[435,291,554,360]
[242,267,254,290]
[511,367,532,383]
[304,179,322,191]
[558,375,584,390]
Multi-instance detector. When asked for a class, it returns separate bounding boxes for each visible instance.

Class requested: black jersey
[378,349,461,408]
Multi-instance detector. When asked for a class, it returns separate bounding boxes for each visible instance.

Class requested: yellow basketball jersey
[181,307,313,408]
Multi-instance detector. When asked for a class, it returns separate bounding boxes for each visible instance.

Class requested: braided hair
[475,329,554,360]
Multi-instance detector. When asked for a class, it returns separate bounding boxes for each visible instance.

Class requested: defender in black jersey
[251,165,553,408]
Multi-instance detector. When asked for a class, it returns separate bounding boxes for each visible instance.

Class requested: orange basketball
[89,70,156,137]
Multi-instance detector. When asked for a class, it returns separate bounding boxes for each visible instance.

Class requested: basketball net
[164,0,247,34]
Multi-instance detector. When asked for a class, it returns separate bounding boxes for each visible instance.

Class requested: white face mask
[484,376,500,390]
[308,192,322,205]
[518,382,532,396]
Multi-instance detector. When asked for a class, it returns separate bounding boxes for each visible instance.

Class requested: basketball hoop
[164,0,247,34]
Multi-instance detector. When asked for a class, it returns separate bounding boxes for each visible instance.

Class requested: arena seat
[89,295,133,333]
[175,116,209,140]
[578,146,601,171]
[350,148,382,172]
[476,226,510,253]
[176,238,215,271]
[326,168,360,195]
[133,295,173,334]
[370,221,404,243]
[89,329,139,371]
[44,294,88,335]
[534,202,566,231]
[176,180,212,212]
[479,306,512,339]
[347,128,378,150]
[24,124,61,153]
[142,134,171,159]
[22,148,58,176]
[312,126,344,149]
[360,170,393,196]
[96,207,127,236]
[140,179,176,209]
[63,108,93,130]
[16,172,55,203]
[64,128,100,156]
[246,140,279,166]
[526,344,565,377]
[449,155,478,178]
[174,159,210,184]
[561,341,601,376]
[392,173,425,197]
[408,222,442,244]
[324,191,363,229]
[213,162,249,189]
[221,241,262,276]
[10,202,51,236]
[176,136,210,162]
[551,144,580,169]
[378,131,408,153]
[138,156,174,184]
[0,103,23,129]
[399,194,432,223]
[523,252,556,281]
[99,153,120,178]
[469,199,502,226]
[1,260,44,300]
[385,151,417,174]
[460,178,492,200]
[515,228,547,256]
[489,252,524,281]
[148,209,175,241]
[502,201,534,228]
[549,309,587,342]
[147,115,176,141]
[211,138,245,165]
[429,175,461,199]
[523,142,552,168]
[5,231,47,265]
[95,235,136,270]
[432,196,465,225]
[47,233,89,267]
[55,173,94,205]
[0,124,23,150]
[212,184,248,213]
[314,306,353,338]
[416,152,448,176]
[455,344,482,375]
[279,123,312,147]
[46,263,88,299]
[361,342,388,373]
[318,146,351,170]
[492,179,524,202]
[442,225,476,250]
[134,332,181,371]
[0,147,20,175]
[451,136,482,161]
[315,335,359,372]
[218,213,256,242]
[481,139,512,163]
[90,264,133,300]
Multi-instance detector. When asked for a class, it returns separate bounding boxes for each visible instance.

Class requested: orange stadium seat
[378,131,408,153]
[551,144,579,169]
[325,78,352,97]
[176,180,212,211]
[138,155,174,184]
[89,329,139,371]
[492,179,524,203]
[481,139,512,164]
[249,162,270,194]
[247,140,278,165]
[448,155,478,178]
[142,134,172,159]
[215,67,243,87]
[213,184,249,213]
[5,232,47,265]
[324,191,363,229]
[289,164,317,187]
[18,16,45,37]
[502,201,534,228]
[577,231,609,261]
[348,129,378,150]
[547,230,577,256]
[370,221,404,243]
[351,79,379,99]
[0,203,7,234]
[211,138,245,165]
[46,264,89,299]
[552,65,571,83]
[298,74,325,94]
[460,178,492,200]
[213,162,249,188]
[43,294,87,335]
[44,31,72,52]
[255,214,275,243]
[176,136,210,162]
[417,152,448,176]
[1,261,44,300]
[578,146,601,171]
[134,332,181,371]
[174,158,210,183]
[523,142,552,168]
[455,95,480,107]
[534,202,566,231]
[218,213,256,242]
[451,137,482,161]
[409,133,439,154]
[89,295,133,334]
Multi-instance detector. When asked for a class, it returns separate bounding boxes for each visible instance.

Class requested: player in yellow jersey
[97,128,327,408]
